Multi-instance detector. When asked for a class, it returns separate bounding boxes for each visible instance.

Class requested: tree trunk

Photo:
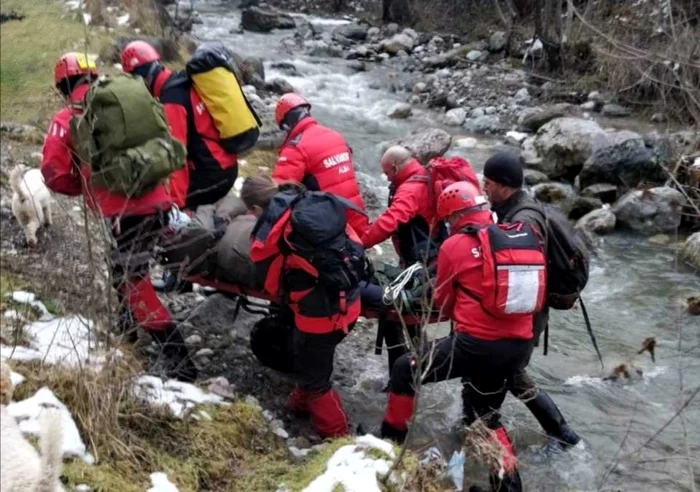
[382,0,411,24]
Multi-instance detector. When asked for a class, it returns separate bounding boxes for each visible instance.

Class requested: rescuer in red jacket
[380,181,542,492]
[273,94,369,236]
[361,145,440,377]
[120,41,237,211]
[41,53,197,382]
[241,175,362,439]
[361,145,438,264]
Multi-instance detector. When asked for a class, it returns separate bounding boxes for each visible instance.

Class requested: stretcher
[186,275,446,325]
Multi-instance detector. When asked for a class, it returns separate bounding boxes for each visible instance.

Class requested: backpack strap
[330,194,369,217]
[579,296,604,369]
[406,175,430,184]
[503,201,547,223]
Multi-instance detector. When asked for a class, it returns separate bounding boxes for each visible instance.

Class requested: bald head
[381,145,413,182]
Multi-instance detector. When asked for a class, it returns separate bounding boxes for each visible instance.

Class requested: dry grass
[463,419,508,478]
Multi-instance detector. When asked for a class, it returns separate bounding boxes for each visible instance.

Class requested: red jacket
[41,84,171,218]
[250,190,361,334]
[154,68,238,210]
[361,159,436,263]
[273,117,368,236]
[434,213,534,341]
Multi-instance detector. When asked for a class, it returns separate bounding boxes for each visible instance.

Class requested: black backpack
[283,192,367,296]
[507,200,603,368]
[507,201,590,310]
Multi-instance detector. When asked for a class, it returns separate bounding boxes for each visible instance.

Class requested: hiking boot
[526,392,580,447]
[150,325,198,383]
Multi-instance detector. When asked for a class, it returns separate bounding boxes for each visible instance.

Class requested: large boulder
[568,196,604,220]
[393,128,452,165]
[533,117,611,181]
[381,33,414,55]
[579,131,665,190]
[264,77,295,95]
[524,169,550,186]
[518,108,565,133]
[530,182,576,208]
[581,183,619,204]
[612,187,687,235]
[575,206,616,235]
[679,232,700,271]
[333,23,368,41]
[240,6,295,32]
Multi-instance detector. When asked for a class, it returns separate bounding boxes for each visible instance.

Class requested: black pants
[185,166,237,210]
[293,325,353,394]
[110,211,169,283]
[390,332,533,404]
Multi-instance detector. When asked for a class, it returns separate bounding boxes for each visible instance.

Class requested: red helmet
[54,52,98,86]
[120,41,161,73]
[275,93,311,127]
[437,181,487,220]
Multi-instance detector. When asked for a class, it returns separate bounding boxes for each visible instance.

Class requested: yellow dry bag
[186,43,262,154]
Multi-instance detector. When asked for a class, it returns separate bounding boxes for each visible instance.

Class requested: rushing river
[187,2,699,490]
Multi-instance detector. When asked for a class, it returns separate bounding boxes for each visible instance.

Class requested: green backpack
[70,75,186,197]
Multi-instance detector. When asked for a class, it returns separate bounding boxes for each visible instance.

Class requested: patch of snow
[273,427,289,439]
[65,0,82,10]
[116,13,130,26]
[0,315,110,368]
[82,13,92,25]
[302,435,395,492]
[10,371,25,387]
[148,472,180,492]
[132,376,227,418]
[6,291,51,319]
[7,387,90,461]
[3,309,26,322]
[505,131,528,146]
[75,485,91,492]
[355,434,395,458]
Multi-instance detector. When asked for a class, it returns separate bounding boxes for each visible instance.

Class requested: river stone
[270,62,299,77]
[347,60,366,72]
[581,183,619,203]
[385,23,399,36]
[183,294,240,336]
[466,50,483,61]
[518,108,565,132]
[333,23,368,41]
[0,122,44,145]
[612,187,687,235]
[464,115,503,134]
[488,31,507,53]
[394,128,452,165]
[679,232,700,271]
[265,77,295,95]
[533,117,610,181]
[382,33,414,55]
[580,101,597,111]
[531,182,576,207]
[601,103,632,117]
[575,206,616,235]
[243,56,265,81]
[524,169,550,186]
[514,88,531,104]
[521,136,542,168]
[579,133,664,190]
[388,102,412,119]
[367,26,381,39]
[568,196,604,220]
[240,6,295,32]
[445,108,467,126]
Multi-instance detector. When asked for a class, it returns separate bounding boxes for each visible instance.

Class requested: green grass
[0,0,112,126]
